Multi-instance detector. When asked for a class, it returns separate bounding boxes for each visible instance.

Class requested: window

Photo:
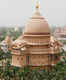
[17,57,19,60]
[49,54,53,61]
[26,56,29,64]
[21,57,23,60]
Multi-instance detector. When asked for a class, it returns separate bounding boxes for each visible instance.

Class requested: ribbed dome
[24,7,50,35]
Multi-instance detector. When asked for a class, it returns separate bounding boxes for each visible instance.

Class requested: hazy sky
[0,0,66,27]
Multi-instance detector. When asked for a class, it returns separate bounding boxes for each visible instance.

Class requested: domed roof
[24,3,50,35]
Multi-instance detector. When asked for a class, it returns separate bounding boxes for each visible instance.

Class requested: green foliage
[0,48,66,80]
[0,57,66,80]
[0,46,11,60]
[0,47,5,60]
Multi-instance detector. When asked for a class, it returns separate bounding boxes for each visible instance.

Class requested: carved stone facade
[10,3,61,69]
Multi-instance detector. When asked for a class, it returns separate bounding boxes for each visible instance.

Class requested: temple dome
[24,5,50,35]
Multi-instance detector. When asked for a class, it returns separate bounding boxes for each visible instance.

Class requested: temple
[3,1,61,69]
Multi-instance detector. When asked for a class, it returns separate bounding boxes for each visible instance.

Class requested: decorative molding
[24,32,50,35]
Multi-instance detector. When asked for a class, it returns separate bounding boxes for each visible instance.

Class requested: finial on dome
[35,0,39,9]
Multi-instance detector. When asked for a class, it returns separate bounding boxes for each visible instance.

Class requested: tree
[3,61,13,80]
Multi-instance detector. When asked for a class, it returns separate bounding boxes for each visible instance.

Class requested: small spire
[33,0,40,15]
[35,0,39,9]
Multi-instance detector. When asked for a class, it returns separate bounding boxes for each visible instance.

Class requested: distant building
[54,26,66,40]
[14,26,19,32]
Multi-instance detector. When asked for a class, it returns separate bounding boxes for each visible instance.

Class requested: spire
[35,0,39,9]
[34,0,40,15]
